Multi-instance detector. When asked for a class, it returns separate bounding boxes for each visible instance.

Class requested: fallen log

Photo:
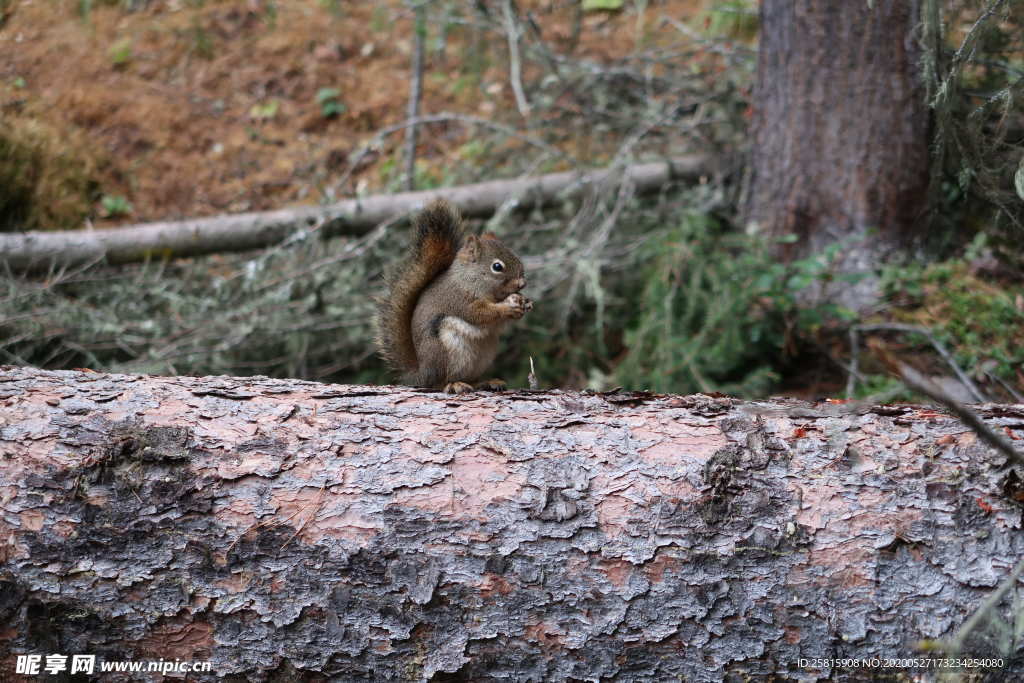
[0,156,706,271]
[1,366,1023,680]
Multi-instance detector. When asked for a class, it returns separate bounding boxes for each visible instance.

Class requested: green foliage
[880,257,1024,383]
[186,15,214,60]
[249,100,280,121]
[700,1,759,42]
[582,0,623,11]
[77,0,94,19]
[319,0,344,18]
[369,6,389,33]
[262,1,278,28]
[849,373,916,403]
[108,38,133,68]
[376,156,445,193]
[611,213,850,396]
[315,88,345,119]
[100,194,133,218]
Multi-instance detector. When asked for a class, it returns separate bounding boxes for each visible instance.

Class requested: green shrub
[611,212,848,396]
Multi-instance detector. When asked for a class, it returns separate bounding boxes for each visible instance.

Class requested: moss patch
[0,112,104,231]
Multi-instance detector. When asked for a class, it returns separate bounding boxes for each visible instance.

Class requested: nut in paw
[502,293,530,319]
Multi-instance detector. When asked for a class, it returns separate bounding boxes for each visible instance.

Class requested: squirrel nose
[516,277,526,290]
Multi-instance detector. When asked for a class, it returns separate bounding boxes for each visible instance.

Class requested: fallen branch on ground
[0,156,707,271]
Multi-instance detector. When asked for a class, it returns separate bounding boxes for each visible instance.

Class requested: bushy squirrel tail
[376,199,463,375]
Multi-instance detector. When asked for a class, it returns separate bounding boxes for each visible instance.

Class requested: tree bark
[1,367,1023,681]
[747,0,930,308]
[0,157,706,272]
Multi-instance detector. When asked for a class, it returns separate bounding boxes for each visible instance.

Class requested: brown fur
[376,199,529,390]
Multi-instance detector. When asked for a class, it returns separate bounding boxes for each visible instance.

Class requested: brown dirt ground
[0,0,705,228]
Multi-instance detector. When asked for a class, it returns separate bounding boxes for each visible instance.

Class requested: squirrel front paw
[444,381,475,394]
[500,293,533,319]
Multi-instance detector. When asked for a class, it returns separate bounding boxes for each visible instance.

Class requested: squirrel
[376,199,532,393]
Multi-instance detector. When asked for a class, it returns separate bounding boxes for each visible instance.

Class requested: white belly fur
[439,316,500,381]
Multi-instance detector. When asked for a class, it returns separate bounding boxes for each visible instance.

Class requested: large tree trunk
[1,367,1023,680]
[747,0,930,308]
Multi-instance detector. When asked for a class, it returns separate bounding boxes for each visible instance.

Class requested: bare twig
[986,369,1024,403]
[932,0,1009,107]
[502,0,531,117]
[846,325,861,399]
[890,360,1024,468]
[849,323,987,403]
[404,3,426,191]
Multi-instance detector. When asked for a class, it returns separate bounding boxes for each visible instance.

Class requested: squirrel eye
[491,260,505,273]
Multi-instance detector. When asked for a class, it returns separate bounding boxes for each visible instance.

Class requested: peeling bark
[1,367,1023,681]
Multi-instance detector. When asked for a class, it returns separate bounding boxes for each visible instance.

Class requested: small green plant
[187,16,214,60]
[249,100,280,121]
[108,38,133,68]
[100,195,133,218]
[318,0,343,18]
[369,5,388,33]
[315,88,345,118]
[702,1,759,41]
[12,76,25,89]
[582,0,623,11]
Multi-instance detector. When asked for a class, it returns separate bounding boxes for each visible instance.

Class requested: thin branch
[986,370,1024,404]
[851,323,987,403]
[891,360,1024,468]
[404,3,427,191]
[846,326,860,399]
[932,0,1010,108]
[502,0,531,117]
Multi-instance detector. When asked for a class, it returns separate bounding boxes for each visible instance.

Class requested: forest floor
[1,0,704,228]
[2,1,1020,402]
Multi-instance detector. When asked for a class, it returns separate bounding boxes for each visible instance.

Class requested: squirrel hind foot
[476,378,507,392]
[444,381,475,394]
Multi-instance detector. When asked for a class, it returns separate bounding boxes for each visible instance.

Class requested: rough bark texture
[0,157,706,271]
[1,367,1023,681]
[748,0,930,307]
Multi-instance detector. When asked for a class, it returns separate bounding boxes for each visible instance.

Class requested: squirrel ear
[459,234,481,261]
[480,232,499,242]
